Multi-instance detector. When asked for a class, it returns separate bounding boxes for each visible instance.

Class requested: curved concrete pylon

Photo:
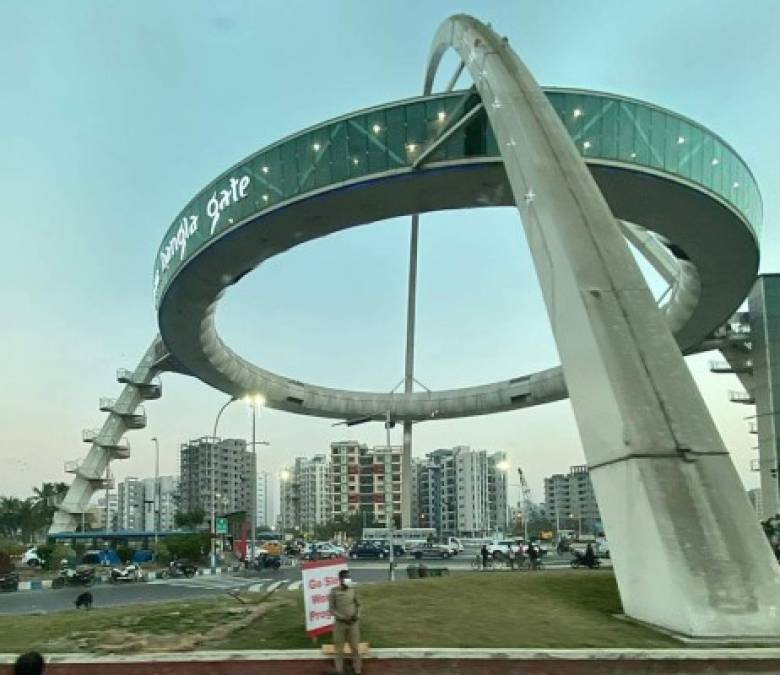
[425,14,780,637]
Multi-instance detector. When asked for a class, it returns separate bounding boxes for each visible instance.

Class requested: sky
[1,0,779,517]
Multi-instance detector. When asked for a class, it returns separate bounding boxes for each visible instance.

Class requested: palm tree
[0,497,23,539]
[30,482,69,538]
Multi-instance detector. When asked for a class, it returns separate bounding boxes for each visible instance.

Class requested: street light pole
[151,437,160,547]
[211,396,238,569]
[243,395,266,564]
[251,401,257,562]
[280,469,291,542]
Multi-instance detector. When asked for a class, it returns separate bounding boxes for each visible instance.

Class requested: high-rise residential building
[179,437,254,518]
[141,476,179,532]
[747,488,763,517]
[415,446,508,537]
[279,455,331,532]
[330,441,403,527]
[115,476,179,532]
[94,492,118,531]
[256,470,271,528]
[543,464,602,533]
[117,477,144,531]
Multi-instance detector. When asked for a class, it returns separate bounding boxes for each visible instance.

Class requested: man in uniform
[327,569,361,674]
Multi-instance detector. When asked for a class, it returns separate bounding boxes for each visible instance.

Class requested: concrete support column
[401,214,420,529]
[425,14,780,637]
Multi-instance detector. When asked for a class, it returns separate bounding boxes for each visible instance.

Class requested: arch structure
[52,14,780,638]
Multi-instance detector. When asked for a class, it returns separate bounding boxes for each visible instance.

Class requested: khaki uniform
[328,584,361,674]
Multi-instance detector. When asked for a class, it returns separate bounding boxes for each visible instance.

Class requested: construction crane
[517,468,533,540]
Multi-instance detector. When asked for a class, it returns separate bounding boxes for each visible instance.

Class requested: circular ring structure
[155,75,760,421]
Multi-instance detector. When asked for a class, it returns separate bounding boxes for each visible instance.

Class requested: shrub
[0,539,25,557]
[116,546,134,564]
[153,542,172,565]
[166,533,210,563]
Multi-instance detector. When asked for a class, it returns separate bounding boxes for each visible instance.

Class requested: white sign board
[301,557,348,637]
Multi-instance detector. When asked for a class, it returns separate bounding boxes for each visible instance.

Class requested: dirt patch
[42,596,292,654]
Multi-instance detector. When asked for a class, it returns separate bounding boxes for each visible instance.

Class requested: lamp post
[280,469,291,540]
[384,411,396,582]
[569,512,582,540]
[243,394,266,563]
[151,437,160,547]
[211,396,238,569]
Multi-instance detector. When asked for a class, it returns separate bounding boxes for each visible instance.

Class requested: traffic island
[0,573,776,661]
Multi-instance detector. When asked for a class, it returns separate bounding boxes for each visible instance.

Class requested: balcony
[82,429,131,458]
[99,398,148,429]
[63,459,105,481]
[729,390,755,405]
[709,359,752,375]
[116,369,163,399]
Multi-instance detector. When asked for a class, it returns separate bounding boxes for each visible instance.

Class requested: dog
[74,591,93,610]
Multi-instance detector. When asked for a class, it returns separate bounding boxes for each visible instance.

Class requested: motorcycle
[109,563,145,583]
[163,559,198,579]
[252,553,281,571]
[570,550,601,569]
[53,562,96,588]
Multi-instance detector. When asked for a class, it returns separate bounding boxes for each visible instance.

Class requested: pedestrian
[583,543,596,568]
[14,652,44,675]
[480,544,489,570]
[507,544,516,570]
[327,570,362,675]
[527,540,539,570]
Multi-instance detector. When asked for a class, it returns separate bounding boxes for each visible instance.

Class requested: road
[0,550,607,616]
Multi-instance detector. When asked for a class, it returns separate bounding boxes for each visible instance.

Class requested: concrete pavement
[2,649,779,674]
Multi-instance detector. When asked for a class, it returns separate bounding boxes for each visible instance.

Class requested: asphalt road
[0,550,605,616]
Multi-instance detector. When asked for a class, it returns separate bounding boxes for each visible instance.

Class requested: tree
[31,482,68,536]
[175,508,207,531]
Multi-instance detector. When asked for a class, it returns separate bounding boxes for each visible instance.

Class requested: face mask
[343,578,353,587]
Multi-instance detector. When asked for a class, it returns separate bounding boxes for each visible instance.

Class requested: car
[348,541,390,559]
[407,542,452,559]
[304,543,345,560]
[486,540,522,559]
[0,570,19,592]
[21,547,43,568]
[370,540,405,557]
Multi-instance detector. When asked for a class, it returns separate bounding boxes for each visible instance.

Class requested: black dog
[74,591,93,610]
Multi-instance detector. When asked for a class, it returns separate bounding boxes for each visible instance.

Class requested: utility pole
[517,468,532,541]
[385,411,395,581]
[151,437,160,547]
[251,402,257,562]
[104,464,111,533]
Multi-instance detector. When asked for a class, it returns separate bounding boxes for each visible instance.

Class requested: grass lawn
[218,571,680,650]
[0,571,680,654]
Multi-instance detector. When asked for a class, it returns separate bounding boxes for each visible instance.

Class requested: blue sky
[1,1,778,512]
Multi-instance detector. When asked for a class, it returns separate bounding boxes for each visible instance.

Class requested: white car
[486,540,522,558]
[305,543,345,560]
[21,547,43,568]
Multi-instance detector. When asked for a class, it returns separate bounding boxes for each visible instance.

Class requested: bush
[116,546,134,564]
[36,543,71,570]
[0,539,25,557]
[153,542,172,565]
[166,533,210,563]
